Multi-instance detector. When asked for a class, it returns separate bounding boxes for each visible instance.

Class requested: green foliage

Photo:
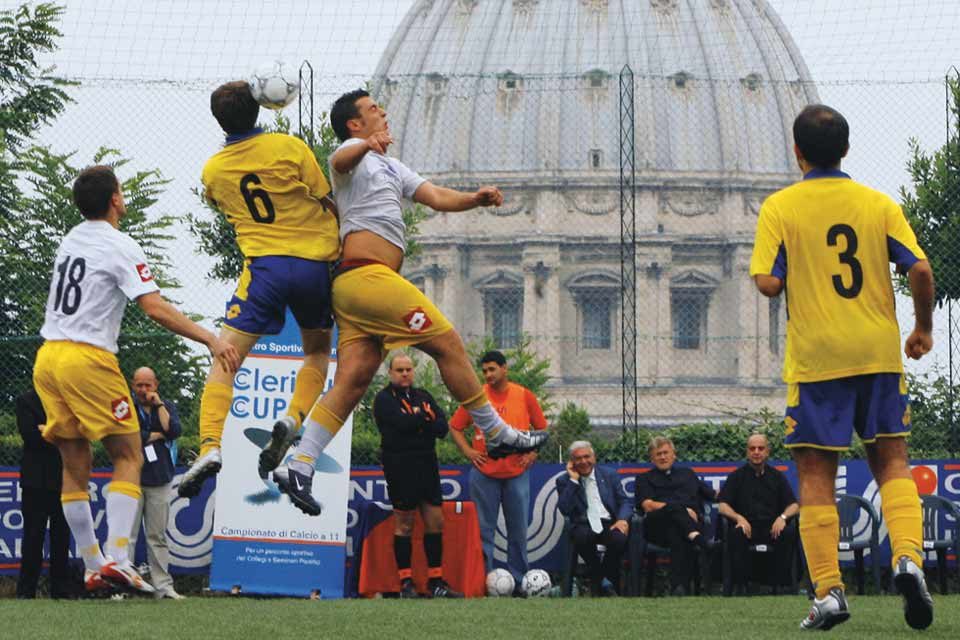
[0,3,73,151]
[900,75,960,304]
[541,402,592,463]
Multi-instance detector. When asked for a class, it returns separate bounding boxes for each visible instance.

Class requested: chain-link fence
[2,0,960,475]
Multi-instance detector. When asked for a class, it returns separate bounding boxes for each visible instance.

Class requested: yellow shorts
[33,341,139,442]
[333,264,454,351]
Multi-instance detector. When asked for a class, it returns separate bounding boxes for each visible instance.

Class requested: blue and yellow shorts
[33,341,140,442]
[784,373,911,450]
[224,256,333,336]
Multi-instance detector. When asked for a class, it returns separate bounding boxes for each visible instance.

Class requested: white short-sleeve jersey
[330,137,427,250]
[40,220,160,353]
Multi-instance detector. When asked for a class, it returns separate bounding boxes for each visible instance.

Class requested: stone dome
[372,0,820,183]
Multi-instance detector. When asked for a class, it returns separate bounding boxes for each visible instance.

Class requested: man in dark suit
[635,436,716,596]
[16,388,72,598]
[556,440,631,596]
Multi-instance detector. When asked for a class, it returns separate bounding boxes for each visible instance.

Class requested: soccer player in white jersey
[33,166,240,594]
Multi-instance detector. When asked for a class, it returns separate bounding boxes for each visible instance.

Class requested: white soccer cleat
[800,587,850,631]
[486,428,548,459]
[177,448,222,498]
[893,556,934,630]
[99,559,155,594]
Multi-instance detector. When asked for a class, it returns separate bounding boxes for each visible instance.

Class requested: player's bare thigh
[299,327,332,371]
[791,447,839,506]
[318,336,383,419]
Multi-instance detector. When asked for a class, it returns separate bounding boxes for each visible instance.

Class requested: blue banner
[1,460,957,580]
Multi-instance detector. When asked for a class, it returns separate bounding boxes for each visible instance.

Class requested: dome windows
[498,71,523,92]
[669,71,693,89]
[589,149,603,169]
[584,68,609,89]
[741,73,762,91]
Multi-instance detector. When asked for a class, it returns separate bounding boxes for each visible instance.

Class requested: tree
[900,76,960,305]
[0,4,204,434]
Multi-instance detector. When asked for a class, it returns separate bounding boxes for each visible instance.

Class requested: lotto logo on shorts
[111,398,132,421]
[136,263,154,282]
[403,307,433,333]
[226,304,241,320]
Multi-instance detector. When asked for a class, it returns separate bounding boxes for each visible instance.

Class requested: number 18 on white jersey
[40,220,160,353]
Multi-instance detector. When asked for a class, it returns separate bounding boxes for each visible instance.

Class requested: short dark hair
[479,350,507,367]
[210,81,260,134]
[793,104,849,169]
[330,88,370,142]
[73,165,119,219]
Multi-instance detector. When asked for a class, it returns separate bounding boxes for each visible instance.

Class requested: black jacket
[16,390,62,492]
[373,384,448,454]
[634,466,716,515]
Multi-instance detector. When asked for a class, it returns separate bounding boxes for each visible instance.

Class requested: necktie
[584,476,602,534]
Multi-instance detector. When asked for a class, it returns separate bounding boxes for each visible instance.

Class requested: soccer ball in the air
[485,568,515,597]
[520,569,552,597]
[248,61,299,110]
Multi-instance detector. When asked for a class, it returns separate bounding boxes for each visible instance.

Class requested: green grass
[1,595,958,640]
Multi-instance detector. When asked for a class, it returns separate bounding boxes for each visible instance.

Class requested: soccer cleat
[258,416,298,478]
[177,448,222,498]
[800,587,850,631]
[100,560,155,594]
[273,464,323,516]
[84,569,112,595]
[893,556,934,630]
[486,430,548,460]
[400,578,420,599]
[428,579,464,599]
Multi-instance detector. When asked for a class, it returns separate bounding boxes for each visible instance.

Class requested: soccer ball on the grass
[485,568,515,597]
[521,569,552,597]
[248,60,299,110]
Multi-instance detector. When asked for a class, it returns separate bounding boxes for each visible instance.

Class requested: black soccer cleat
[428,579,464,599]
[258,416,298,478]
[273,465,323,516]
[894,556,934,630]
[399,578,420,599]
[486,430,548,460]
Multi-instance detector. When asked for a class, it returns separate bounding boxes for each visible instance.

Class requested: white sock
[105,490,140,564]
[467,404,519,445]
[290,417,334,475]
[62,500,106,571]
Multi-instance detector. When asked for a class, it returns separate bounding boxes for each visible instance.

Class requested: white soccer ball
[485,568,515,597]
[248,60,299,110]
[521,569,552,597]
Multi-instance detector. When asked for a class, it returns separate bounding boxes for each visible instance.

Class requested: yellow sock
[880,477,923,569]
[199,381,233,456]
[306,402,345,438]
[462,390,488,411]
[287,366,326,427]
[799,504,843,599]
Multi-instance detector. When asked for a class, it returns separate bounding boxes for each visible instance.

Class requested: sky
[6,0,960,377]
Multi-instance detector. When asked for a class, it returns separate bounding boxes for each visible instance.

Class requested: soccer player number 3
[826,224,863,299]
[239,173,276,224]
[53,256,86,315]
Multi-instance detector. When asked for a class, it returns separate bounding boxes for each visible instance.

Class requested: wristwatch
[779,514,787,522]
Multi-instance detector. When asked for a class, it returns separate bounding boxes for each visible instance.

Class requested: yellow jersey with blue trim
[749,169,926,383]
[201,130,339,261]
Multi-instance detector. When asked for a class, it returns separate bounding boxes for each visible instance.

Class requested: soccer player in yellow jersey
[750,105,936,631]
[272,89,547,516]
[178,81,341,497]
[35,166,240,594]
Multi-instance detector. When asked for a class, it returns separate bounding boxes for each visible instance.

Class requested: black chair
[836,493,882,594]
[558,516,638,596]
[720,515,799,596]
[920,494,960,594]
[630,503,718,596]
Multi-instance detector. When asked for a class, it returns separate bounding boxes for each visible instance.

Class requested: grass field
[1,594,957,640]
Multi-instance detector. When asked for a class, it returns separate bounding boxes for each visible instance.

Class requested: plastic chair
[919,494,960,594]
[559,516,637,596]
[836,493,882,594]
[630,503,717,596]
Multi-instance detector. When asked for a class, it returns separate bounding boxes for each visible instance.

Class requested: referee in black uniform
[373,354,463,599]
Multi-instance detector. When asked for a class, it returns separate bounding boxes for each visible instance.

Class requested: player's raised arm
[331,132,393,174]
[136,292,241,372]
[904,259,934,360]
[413,183,503,213]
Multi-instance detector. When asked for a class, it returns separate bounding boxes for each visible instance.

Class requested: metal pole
[619,65,638,456]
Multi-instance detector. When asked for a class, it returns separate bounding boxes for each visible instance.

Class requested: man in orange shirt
[450,350,548,593]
